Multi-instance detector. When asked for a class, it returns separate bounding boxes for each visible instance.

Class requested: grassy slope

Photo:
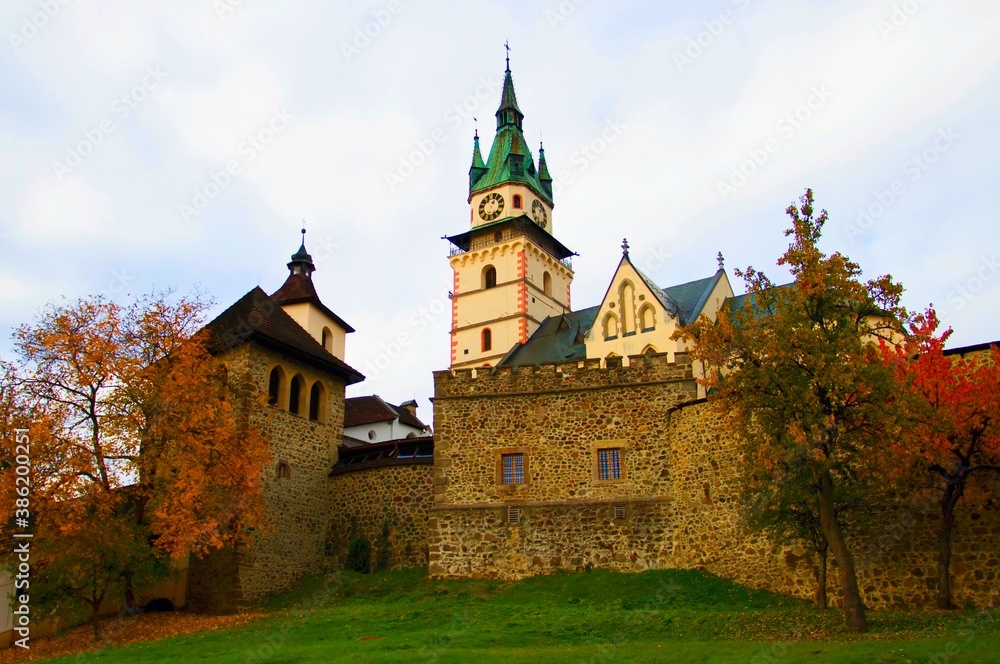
[46,568,999,663]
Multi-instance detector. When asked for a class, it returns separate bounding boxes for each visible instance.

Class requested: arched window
[513,194,522,209]
[276,461,291,479]
[482,328,492,352]
[602,312,619,340]
[267,366,285,408]
[543,271,552,297]
[308,381,327,422]
[605,353,623,368]
[321,327,333,352]
[289,374,306,415]
[619,281,636,335]
[483,265,497,289]
[639,304,655,331]
[641,345,658,356]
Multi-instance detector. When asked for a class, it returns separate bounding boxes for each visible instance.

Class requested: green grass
[46,567,1000,663]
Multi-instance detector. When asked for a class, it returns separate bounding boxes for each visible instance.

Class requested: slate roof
[203,286,364,385]
[496,267,726,368]
[344,395,429,430]
[498,306,600,367]
[271,273,355,333]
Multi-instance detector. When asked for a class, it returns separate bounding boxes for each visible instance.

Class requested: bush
[346,536,372,574]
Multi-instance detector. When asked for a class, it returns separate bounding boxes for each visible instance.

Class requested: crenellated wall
[427,350,1000,610]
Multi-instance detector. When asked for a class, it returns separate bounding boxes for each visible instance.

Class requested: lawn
[24,568,1000,663]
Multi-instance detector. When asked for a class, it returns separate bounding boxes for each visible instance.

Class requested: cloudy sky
[2,0,998,415]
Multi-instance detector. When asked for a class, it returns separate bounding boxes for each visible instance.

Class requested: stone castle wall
[428,352,1000,609]
[327,464,434,570]
[233,344,346,601]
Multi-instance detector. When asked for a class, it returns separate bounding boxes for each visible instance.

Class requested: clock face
[478,193,505,221]
[531,200,548,229]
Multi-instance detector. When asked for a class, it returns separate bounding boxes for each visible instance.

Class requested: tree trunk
[91,601,102,641]
[815,545,828,610]
[817,472,867,632]
[938,483,958,610]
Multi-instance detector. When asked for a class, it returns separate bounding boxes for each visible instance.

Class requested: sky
[2,0,999,418]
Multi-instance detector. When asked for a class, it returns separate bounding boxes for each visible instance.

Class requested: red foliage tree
[882,310,1000,609]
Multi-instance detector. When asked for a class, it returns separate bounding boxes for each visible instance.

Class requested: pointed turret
[496,62,524,131]
[537,142,552,199]
[468,129,488,195]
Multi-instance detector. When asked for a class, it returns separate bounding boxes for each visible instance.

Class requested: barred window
[502,453,524,485]
[598,448,621,481]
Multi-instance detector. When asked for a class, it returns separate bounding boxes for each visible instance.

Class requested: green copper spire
[469,128,487,194]
[537,141,552,198]
[469,53,553,206]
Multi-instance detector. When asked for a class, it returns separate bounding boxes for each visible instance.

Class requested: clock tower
[446,56,575,369]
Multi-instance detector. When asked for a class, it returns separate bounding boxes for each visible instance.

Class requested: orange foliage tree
[0,291,271,639]
[881,310,1000,609]
[675,190,908,633]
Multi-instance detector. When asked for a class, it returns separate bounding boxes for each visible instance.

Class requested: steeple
[469,127,487,194]
[287,227,315,277]
[496,54,524,131]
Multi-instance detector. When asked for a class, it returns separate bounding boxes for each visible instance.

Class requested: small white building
[343,395,431,445]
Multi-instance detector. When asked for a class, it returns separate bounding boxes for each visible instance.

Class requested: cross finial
[505,40,510,71]
[622,238,630,257]
[717,251,724,270]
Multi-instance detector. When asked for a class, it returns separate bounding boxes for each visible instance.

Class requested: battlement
[434,351,696,398]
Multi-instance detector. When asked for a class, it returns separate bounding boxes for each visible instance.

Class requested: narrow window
[482,328,492,352]
[267,367,283,407]
[276,462,291,479]
[639,305,655,331]
[602,313,619,340]
[321,327,333,352]
[598,448,621,480]
[289,374,305,415]
[513,194,522,209]
[308,381,324,422]
[543,271,552,297]
[483,265,497,289]
[502,453,524,484]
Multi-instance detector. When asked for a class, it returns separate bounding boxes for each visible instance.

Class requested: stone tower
[446,56,575,369]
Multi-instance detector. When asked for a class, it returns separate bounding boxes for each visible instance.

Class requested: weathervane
[505,40,510,70]
[473,116,478,138]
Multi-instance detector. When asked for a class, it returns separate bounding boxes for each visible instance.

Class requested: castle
[184,60,999,612]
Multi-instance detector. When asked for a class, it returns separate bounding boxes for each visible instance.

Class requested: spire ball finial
[622,238,630,257]
[717,251,725,270]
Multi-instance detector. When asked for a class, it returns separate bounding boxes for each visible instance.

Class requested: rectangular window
[598,448,621,481]
[502,453,524,485]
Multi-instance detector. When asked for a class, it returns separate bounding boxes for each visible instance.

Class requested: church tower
[446,54,575,369]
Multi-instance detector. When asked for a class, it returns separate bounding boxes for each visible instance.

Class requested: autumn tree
[881,310,1000,609]
[675,189,908,633]
[0,290,271,639]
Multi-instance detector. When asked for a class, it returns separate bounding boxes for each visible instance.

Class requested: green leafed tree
[675,189,908,633]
